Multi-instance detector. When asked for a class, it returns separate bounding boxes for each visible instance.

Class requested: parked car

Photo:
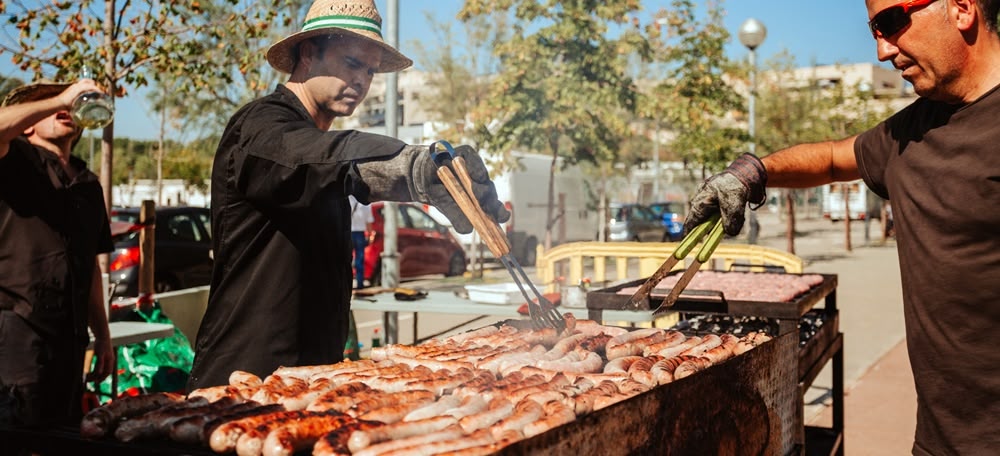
[648,201,687,241]
[108,207,213,312]
[605,203,666,242]
[361,202,467,285]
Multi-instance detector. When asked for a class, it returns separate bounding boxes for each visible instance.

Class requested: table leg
[383,311,399,345]
[110,350,118,399]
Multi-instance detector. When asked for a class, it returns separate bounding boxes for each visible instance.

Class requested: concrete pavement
[751,211,916,454]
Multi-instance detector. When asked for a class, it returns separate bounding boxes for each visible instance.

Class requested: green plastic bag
[89,302,194,402]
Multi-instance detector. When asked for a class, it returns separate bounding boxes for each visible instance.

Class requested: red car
[360,202,467,285]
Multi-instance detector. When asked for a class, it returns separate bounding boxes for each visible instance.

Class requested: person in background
[0,80,115,431]
[684,0,1000,454]
[348,194,374,289]
[188,0,509,389]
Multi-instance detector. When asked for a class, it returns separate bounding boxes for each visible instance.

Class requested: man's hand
[685,153,767,236]
[412,144,510,234]
[86,336,114,383]
[57,80,104,109]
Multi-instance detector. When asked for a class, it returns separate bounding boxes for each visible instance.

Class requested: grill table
[586,272,844,456]
[1,329,800,456]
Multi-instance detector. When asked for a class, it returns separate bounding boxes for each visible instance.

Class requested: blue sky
[2,1,884,141]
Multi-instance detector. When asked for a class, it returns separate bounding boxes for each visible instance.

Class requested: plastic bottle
[371,328,382,348]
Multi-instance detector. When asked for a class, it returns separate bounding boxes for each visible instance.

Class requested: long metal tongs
[626,213,725,313]
[430,141,566,332]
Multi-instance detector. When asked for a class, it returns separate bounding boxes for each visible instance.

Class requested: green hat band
[302,14,382,37]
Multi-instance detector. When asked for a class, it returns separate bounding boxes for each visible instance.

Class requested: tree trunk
[843,184,853,252]
[544,140,558,251]
[785,190,796,255]
[97,0,117,273]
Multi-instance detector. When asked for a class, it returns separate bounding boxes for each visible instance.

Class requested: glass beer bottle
[71,67,114,129]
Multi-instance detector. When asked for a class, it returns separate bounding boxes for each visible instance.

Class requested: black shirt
[855,84,1000,455]
[189,85,406,388]
[0,138,112,344]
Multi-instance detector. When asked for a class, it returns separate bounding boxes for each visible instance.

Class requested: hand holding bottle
[70,67,114,129]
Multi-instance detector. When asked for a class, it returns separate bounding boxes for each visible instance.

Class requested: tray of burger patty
[588,270,838,319]
[52,316,796,456]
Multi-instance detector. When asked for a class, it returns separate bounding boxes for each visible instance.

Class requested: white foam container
[465,283,524,305]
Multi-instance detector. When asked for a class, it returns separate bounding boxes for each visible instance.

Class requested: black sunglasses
[868,0,939,39]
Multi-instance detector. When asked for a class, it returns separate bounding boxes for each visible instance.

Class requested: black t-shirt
[188,85,406,389]
[855,84,1000,455]
[0,138,112,344]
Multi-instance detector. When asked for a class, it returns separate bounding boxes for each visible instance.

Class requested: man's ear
[297,39,319,72]
[22,126,34,137]
[951,0,977,32]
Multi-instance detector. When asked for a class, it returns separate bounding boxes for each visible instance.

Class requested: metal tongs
[430,141,566,332]
[626,213,725,313]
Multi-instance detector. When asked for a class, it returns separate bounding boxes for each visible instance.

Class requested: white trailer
[821,179,881,221]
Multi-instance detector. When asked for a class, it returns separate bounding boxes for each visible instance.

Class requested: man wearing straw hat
[0,80,115,429]
[188,0,509,389]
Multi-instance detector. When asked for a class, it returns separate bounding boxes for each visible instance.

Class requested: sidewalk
[811,339,917,455]
[751,212,917,454]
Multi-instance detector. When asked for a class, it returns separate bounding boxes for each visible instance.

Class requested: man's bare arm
[762,136,861,188]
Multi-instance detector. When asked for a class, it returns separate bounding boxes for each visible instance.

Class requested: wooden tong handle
[435,166,509,258]
[450,157,510,247]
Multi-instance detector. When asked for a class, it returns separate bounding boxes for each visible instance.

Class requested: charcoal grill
[586,271,844,455]
[0,330,800,456]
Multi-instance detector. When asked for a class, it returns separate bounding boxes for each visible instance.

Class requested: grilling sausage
[377,428,496,456]
[312,420,379,456]
[359,395,438,424]
[641,331,686,356]
[347,415,458,452]
[350,424,467,456]
[113,396,219,442]
[209,410,302,453]
[403,394,463,422]
[523,400,576,438]
[605,328,667,359]
[679,334,723,357]
[458,398,514,433]
[168,402,278,445]
[80,392,184,438]
[654,335,702,359]
[258,411,356,456]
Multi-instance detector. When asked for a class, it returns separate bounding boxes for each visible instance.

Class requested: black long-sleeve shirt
[189,85,405,389]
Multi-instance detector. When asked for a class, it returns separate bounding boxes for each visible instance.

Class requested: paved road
[352,210,909,425]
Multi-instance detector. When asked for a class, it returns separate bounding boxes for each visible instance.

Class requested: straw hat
[266,0,413,74]
[1,80,71,107]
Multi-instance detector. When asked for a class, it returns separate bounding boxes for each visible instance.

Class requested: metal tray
[586,272,838,320]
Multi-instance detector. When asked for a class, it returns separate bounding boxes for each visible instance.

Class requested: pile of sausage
[80,316,771,456]
[617,271,825,302]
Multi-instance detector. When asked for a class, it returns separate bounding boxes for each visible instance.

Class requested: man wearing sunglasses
[685,0,1000,454]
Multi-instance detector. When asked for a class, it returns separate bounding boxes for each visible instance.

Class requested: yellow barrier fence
[536,241,803,293]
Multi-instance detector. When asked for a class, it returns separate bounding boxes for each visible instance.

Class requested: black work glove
[685,153,767,236]
[411,144,510,234]
[357,144,510,234]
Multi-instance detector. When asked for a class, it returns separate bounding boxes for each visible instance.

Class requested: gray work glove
[358,144,509,234]
[685,153,768,236]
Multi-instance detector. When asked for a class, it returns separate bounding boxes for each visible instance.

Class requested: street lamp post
[738,18,766,154]
[739,18,766,244]
[652,16,669,203]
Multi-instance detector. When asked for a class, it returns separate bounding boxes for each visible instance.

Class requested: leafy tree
[458,0,650,248]
[647,0,746,175]
[754,52,889,252]
[0,0,282,215]
[408,11,507,142]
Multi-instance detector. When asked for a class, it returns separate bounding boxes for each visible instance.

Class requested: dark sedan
[108,207,213,311]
